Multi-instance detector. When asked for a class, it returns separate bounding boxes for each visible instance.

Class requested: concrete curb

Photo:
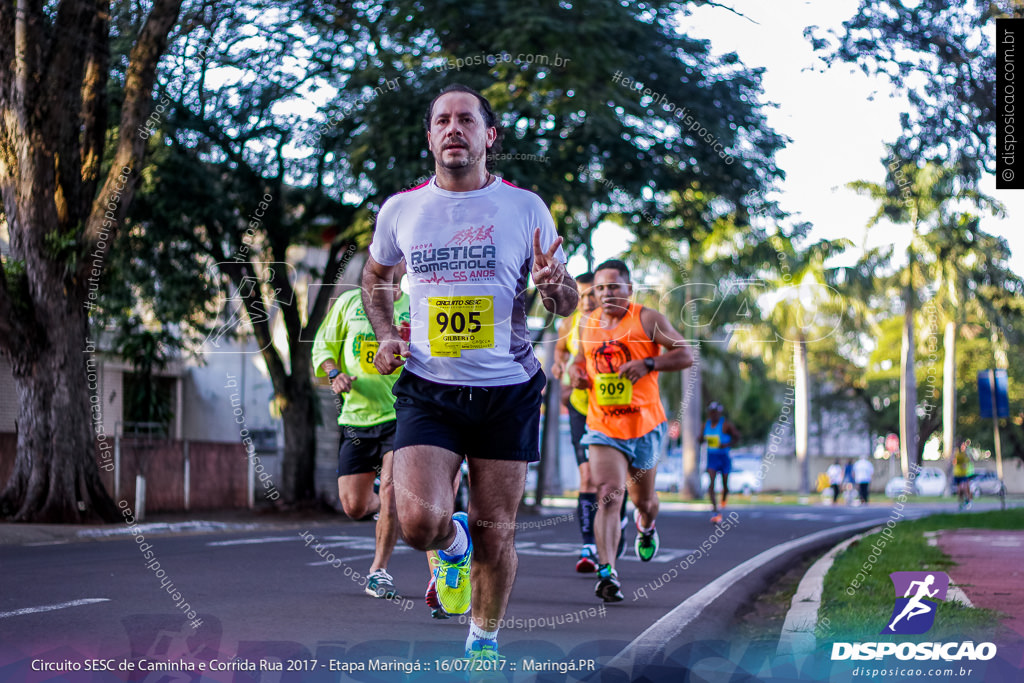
[602,516,893,675]
[776,526,979,657]
[776,526,882,656]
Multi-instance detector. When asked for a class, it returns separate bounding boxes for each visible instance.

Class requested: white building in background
[0,244,364,509]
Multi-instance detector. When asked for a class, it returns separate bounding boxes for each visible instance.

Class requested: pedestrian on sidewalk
[842,458,856,505]
[852,455,874,505]
[827,459,843,505]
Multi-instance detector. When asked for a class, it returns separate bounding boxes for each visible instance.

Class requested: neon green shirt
[312,288,410,427]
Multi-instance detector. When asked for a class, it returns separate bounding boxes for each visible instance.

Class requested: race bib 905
[428,296,495,357]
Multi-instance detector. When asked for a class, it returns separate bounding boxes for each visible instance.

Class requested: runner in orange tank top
[570,259,694,602]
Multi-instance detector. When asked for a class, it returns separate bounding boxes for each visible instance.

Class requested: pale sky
[573,0,1023,279]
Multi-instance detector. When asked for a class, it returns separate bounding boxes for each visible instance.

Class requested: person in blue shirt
[699,402,741,524]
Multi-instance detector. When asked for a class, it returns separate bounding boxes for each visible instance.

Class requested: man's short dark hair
[594,259,631,282]
[423,84,504,170]
[576,271,594,285]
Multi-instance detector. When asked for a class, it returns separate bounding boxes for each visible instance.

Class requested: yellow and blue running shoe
[429,511,472,615]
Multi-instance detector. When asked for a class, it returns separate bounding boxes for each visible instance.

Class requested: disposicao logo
[831,570,997,663]
[882,571,948,635]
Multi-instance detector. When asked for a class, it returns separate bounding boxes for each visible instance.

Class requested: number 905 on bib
[428,296,495,357]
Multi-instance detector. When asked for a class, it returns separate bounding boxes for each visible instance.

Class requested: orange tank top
[580,303,666,439]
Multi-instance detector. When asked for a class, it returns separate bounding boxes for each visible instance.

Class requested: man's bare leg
[707,469,719,511]
[588,444,629,571]
[338,472,379,520]
[391,445,463,550]
[370,451,398,572]
[625,464,659,531]
[465,458,528,632]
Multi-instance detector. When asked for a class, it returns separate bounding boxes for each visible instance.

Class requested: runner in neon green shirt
[313,265,409,600]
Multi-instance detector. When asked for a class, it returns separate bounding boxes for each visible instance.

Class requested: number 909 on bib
[594,373,632,406]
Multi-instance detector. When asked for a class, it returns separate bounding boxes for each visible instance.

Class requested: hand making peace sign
[532,228,565,288]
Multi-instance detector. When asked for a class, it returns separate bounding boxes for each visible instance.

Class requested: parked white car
[885,476,913,498]
[884,466,947,497]
[914,467,948,496]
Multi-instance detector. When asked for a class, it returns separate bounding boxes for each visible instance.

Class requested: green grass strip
[816,508,1024,646]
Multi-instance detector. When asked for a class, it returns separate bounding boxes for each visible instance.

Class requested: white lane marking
[209,534,377,548]
[0,598,111,619]
[79,521,262,538]
[207,536,302,547]
[23,541,70,546]
[514,541,696,564]
[305,547,415,567]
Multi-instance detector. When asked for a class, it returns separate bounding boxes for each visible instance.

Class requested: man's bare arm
[361,255,398,339]
[360,255,408,374]
[641,307,694,372]
[725,420,742,443]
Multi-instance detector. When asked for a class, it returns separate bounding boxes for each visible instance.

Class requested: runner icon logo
[882,571,949,635]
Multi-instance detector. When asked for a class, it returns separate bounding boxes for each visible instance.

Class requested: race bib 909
[594,373,632,406]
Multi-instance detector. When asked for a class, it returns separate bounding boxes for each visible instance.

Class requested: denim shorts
[580,422,667,470]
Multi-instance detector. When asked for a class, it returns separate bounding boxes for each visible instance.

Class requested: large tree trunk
[794,338,810,494]
[2,304,118,522]
[279,377,317,504]
[942,321,957,463]
[0,0,184,522]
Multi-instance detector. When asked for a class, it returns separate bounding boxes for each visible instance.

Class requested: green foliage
[91,141,224,352]
[318,0,786,252]
[1,258,30,314]
[808,0,1013,182]
[44,224,82,267]
[861,316,941,437]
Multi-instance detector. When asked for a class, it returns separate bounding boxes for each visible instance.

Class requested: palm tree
[849,158,1003,473]
[741,236,852,493]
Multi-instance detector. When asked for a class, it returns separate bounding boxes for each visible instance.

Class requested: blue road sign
[978,369,1010,419]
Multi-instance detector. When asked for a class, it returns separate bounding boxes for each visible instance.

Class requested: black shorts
[337,421,397,477]
[392,370,545,462]
[568,402,589,466]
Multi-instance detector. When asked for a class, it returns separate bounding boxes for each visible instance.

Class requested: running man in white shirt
[360,84,577,666]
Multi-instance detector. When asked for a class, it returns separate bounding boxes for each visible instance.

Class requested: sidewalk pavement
[936,528,1024,666]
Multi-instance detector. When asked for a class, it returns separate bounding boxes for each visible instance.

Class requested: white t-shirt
[852,458,874,484]
[369,176,565,386]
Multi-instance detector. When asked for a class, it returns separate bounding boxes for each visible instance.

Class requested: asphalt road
[0,502,959,682]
